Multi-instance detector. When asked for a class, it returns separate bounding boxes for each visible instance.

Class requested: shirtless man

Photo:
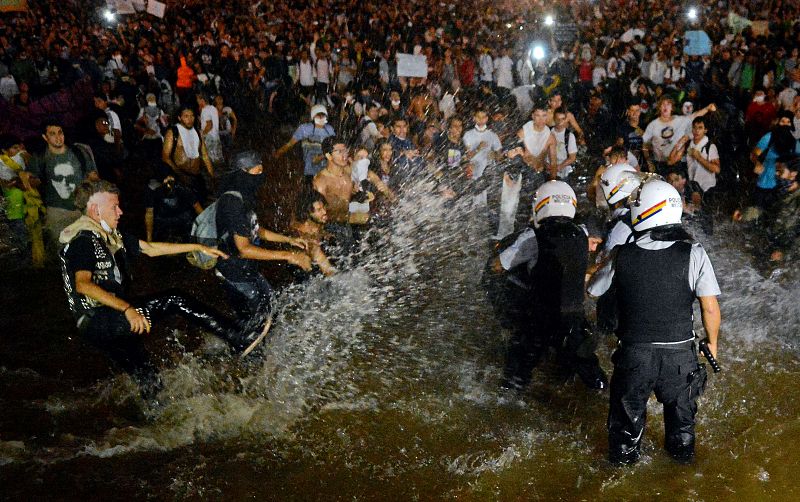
[313,137,354,224]
[162,105,215,200]
[545,92,585,145]
[408,80,439,124]
[291,191,336,277]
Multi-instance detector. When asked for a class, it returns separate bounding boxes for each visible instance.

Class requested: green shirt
[2,186,25,220]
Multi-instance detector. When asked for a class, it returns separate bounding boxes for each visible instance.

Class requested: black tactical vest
[613,240,694,343]
[530,217,588,316]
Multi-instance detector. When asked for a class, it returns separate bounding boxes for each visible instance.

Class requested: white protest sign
[147,0,166,18]
[131,0,146,11]
[111,0,136,15]
[396,53,428,78]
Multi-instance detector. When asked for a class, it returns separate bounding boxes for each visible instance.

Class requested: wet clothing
[608,341,707,463]
[291,123,336,176]
[214,177,273,318]
[59,222,237,395]
[595,207,634,333]
[592,230,720,463]
[498,218,606,389]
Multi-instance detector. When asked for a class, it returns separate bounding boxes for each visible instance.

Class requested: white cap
[310,104,328,119]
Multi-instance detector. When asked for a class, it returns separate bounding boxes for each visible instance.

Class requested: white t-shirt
[552,128,578,179]
[592,66,607,87]
[686,136,719,192]
[463,128,502,179]
[522,122,551,158]
[494,56,514,89]
[0,75,19,101]
[105,109,122,133]
[200,104,220,139]
[299,60,315,86]
[642,115,692,162]
[479,54,494,82]
[777,87,797,110]
[648,59,667,85]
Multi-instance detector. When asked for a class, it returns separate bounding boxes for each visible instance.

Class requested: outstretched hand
[289,237,308,251]
[289,252,313,271]
[199,246,229,260]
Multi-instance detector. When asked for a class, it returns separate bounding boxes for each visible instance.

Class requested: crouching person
[214,151,311,321]
[59,180,253,398]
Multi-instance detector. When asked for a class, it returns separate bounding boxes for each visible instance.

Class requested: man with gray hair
[59,180,259,399]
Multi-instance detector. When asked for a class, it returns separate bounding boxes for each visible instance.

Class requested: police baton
[696,334,721,373]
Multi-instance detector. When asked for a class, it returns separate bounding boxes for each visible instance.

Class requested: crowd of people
[0,0,798,465]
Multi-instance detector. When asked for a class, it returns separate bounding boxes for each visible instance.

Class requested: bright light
[532,45,545,60]
[687,8,697,20]
[506,23,512,29]
[103,9,116,22]
[544,15,554,26]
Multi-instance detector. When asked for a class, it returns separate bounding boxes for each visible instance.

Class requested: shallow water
[1,177,799,500]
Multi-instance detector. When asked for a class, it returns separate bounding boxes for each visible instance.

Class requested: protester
[59,180,252,399]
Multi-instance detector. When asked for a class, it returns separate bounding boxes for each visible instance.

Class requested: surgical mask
[391,99,401,107]
[11,152,25,167]
[100,219,114,233]
[314,116,327,126]
[753,95,765,103]
[475,124,487,132]
[351,158,370,182]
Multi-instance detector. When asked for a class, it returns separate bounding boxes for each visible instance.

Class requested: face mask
[314,117,327,126]
[11,152,25,167]
[753,95,765,103]
[100,219,114,233]
[113,55,122,63]
[475,124,487,132]
[351,158,370,181]
[777,177,793,195]
[391,100,401,107]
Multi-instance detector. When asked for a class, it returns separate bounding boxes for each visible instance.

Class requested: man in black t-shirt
[144,170,202,242]
[59,180,254,398]
[214,151,311,320]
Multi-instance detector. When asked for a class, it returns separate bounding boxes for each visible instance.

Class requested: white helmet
[533,180,577,227]
[629,180,683,231]
[600,163,640,205]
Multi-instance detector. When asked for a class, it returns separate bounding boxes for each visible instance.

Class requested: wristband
[123,306,132,314]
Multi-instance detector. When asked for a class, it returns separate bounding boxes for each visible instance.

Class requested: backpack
[186,191,242,269]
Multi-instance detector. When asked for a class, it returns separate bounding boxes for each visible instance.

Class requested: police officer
[496,181,607,391]
[591,163,648,333]
[588,180,721,464]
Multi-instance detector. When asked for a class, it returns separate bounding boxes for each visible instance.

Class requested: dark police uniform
[498,217,606,390]
[589,231,720,463]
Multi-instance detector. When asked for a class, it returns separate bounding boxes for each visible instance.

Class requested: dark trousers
[81,289,236,396]
[219,273,273,322]
[503,311,604,389]
[607,342,707,463]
